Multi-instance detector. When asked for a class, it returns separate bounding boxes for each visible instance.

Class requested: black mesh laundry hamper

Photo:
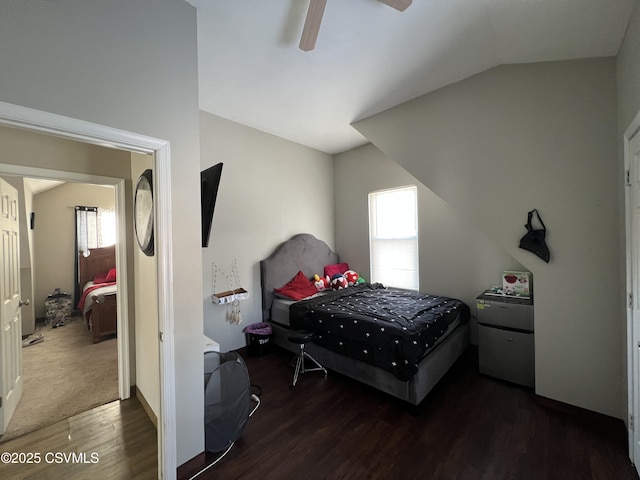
[204,351,252,453]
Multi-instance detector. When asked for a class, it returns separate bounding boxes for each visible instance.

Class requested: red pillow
[324,263,349,278]
[274,271,317,301]
[93,273,108,284]
[106,268,117,283]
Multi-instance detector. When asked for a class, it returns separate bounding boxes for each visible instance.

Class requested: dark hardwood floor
[180,346,638,480]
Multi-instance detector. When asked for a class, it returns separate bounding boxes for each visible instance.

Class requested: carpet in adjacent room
[0,316,118,442]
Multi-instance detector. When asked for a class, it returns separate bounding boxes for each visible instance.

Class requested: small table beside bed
[260,233,470,406]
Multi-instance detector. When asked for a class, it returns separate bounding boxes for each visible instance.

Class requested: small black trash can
[243,322,273,357]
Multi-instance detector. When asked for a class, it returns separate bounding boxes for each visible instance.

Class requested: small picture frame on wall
[30,212,35,230]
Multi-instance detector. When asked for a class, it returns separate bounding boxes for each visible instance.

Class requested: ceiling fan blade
[378,0,412,12]
[299,0,327,51]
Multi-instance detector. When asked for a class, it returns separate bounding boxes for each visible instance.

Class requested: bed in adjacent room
[77,245,118,343]
[260,233,470,406]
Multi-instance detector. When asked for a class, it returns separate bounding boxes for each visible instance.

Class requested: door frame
[625,109,640,467]
[0,101,176,478]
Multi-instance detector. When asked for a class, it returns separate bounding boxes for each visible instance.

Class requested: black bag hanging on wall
[519,209,550,263]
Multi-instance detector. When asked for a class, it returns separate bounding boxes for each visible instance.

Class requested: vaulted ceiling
[187,0,635,154]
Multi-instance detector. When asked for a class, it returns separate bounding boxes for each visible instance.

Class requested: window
[97,208,116,246]
[74,206,116,304]
[76,207,116,253]
[368,185,418,290]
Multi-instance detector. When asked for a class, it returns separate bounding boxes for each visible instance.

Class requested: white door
[629,129,640,476]
[0,179,22,435]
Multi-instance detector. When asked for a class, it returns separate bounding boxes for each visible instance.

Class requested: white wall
[0,0,203,464]
[617,2,640,134]
[353,58,622,418]
[199,112,334,351]
[334,143,525,343]
[132,153,160,418]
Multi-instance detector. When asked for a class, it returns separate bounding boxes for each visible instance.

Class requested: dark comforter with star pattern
[289,283,470,381]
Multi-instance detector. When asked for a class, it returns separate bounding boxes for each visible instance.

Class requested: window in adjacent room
[74,205,117,304]
[76,206,116,252]
[368,185,418,290]
[97,208,116,246]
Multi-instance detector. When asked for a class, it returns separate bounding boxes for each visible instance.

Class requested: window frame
[368,185,419,291]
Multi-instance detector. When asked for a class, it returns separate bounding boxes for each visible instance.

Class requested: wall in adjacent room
[0,126,132,179]
[32,183,115,318]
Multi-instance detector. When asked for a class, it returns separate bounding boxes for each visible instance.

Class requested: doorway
[0,100,176,478]
[0,177,120,441]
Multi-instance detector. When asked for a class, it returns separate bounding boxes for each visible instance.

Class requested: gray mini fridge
[476,292,534,388]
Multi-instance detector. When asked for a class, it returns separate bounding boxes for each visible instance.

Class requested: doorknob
[19,299,30,307]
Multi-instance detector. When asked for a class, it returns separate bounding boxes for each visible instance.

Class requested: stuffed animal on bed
[344,270,359,286]
[313,274,330,292]
[330,273,348,290]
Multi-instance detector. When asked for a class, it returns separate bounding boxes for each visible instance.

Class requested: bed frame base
[270,321,470,406]
[79,245,118,343]
[90,294,118,343]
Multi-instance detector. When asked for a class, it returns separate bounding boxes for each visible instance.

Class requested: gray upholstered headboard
[260,233,339,322]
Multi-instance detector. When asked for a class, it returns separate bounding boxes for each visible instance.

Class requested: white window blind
[76,207,116,255]
[368,186,418,290]
[97,208,116,247]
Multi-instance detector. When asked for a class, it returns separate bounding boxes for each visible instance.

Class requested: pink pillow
[274,271,317,301]
[93,273,108,284]
[324,263,349,278]
[106,268,117,283]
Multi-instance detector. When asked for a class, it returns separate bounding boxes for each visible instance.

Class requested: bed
[77,245,118,343]
[260,233,470,406]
